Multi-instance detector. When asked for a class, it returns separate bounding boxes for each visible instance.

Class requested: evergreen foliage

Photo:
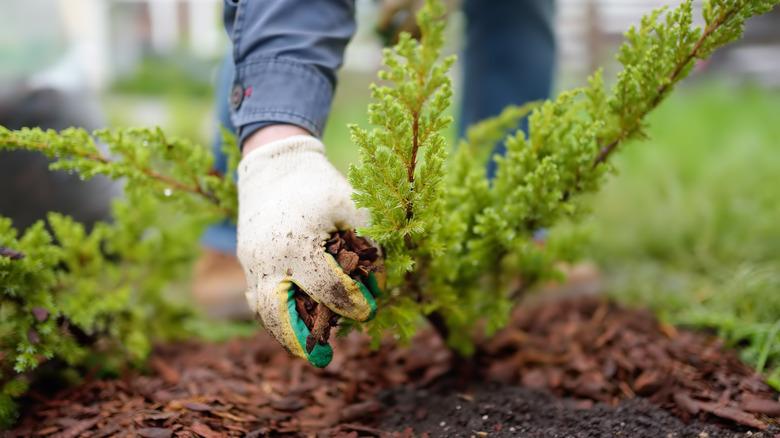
[349,0,779,353]
[0,0,777,427]
[0,128,238,427]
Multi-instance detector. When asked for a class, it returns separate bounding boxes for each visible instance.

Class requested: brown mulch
[480,297,780,431]
[7,296,780,437]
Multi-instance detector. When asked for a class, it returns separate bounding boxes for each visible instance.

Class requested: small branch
[337,423,391,438]
[509,278,534,302]
[592,5,739,168]
[495,6,748,312]
[3,137,231,217]
[426,310,450,344]
[592,137,622,168]
[406,110,421,221]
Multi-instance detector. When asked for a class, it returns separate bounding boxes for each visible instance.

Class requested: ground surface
[8,296,780,437]
[381,384,759,437]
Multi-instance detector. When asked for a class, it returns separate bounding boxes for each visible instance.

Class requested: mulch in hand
[7,296,779,437]
[293,230,382,353]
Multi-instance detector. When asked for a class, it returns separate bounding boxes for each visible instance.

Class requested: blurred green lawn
[577,82,780,388]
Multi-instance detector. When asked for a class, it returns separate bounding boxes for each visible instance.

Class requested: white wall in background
[148,0,180,53]
[188,0,222,58]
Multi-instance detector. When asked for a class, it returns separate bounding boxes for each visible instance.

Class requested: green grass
[579,82,780,389]
[323,72,373,173]
[111,55,217,99]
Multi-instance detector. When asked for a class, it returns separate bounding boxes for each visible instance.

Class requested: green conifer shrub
[0,128,238,426]
[0,0,777,427]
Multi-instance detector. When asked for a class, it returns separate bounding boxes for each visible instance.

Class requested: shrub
[1,0,777,427]
[0,128,238,427]
[347,0,779,353]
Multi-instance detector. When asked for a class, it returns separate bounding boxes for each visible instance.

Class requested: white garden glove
[237,135,378,367]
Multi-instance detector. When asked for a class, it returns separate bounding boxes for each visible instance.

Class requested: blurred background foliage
[573,83,780,388]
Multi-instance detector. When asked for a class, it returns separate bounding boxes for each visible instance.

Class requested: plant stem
[0,247,24,260]
[426,311,450,344]
[3,136,233,218]
[405,105,422,222]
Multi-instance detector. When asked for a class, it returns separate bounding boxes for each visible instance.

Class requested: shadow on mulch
[7,296,780,437]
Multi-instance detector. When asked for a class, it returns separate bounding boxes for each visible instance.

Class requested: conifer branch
[0,128,237,219]
[350,0,778,355]
[5,136,221,206]
[406,111,420,221]
[593,3,740,167]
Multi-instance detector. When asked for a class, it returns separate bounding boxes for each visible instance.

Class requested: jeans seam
[231,1,246,63]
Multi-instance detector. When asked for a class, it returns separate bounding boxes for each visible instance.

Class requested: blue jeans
[460,0,556,178]
[203,0,555,253]
[200,54,239,254]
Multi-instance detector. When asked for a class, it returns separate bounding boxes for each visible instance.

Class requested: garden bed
[9,296,779,437]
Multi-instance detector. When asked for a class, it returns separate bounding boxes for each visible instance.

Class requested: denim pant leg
[460,0,556,179]
[201,53,239,254]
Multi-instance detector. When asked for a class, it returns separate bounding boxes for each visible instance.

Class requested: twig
[338,423,392,437]
[3,136,233,218]
[592,5,739,167]
[426,310,450,343]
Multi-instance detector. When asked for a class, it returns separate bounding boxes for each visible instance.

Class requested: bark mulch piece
[294,230,382,353]
[7,296,779,436]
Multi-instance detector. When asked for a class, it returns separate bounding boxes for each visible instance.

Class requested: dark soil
[380,383,768,438]
[7,296,780,437]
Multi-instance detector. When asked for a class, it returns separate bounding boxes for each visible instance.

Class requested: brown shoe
[191,248,252,320]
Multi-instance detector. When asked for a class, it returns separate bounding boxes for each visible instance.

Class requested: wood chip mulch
[482,296,780,431]
[294,229,382,353]
[7,296,779,436]
[9,325,450,437]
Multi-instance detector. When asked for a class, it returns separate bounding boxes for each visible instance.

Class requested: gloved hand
[237,135,380,367]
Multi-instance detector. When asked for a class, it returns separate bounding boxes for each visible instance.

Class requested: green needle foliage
[0,128,238,427]
[349,0,779,353]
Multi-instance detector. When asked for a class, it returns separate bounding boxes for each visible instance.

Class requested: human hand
[237,134,379,367]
